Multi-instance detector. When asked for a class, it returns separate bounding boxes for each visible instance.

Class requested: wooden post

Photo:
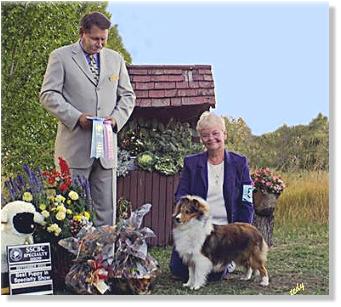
[252,191,279,247]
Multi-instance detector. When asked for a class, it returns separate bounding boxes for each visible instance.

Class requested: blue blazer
[175,150,254,223]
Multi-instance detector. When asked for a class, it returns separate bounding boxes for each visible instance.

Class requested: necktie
[89,54,99,85]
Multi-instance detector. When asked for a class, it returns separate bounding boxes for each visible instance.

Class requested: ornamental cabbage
[137,152,156,171]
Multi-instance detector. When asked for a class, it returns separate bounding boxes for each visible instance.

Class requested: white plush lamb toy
[1,201,45,274]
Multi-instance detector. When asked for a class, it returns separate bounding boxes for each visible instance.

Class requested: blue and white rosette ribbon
[90,118,104,158]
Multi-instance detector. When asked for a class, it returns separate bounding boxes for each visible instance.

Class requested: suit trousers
[70,159,116,226]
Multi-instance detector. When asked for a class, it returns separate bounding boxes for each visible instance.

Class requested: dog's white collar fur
[173,217,213,257]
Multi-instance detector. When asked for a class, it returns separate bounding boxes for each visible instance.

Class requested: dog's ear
[173,201,181,217]
[180,196,190,203]
[190,199,200,212]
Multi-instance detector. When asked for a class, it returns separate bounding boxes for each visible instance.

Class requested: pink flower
[251,167,286,194]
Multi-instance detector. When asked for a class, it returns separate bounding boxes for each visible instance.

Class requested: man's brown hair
[80,12,111,34]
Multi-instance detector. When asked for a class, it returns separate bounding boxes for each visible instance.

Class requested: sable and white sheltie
[172,195,269,290]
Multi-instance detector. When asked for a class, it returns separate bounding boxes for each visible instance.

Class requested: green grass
[149,223,329,295]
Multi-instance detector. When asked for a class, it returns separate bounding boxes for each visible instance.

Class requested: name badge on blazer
[242,185,253,203]
[109,74,119,82]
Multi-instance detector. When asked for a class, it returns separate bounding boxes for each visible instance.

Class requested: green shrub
[118,118,204,176]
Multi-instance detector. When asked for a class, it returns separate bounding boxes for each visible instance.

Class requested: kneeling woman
[169,112,254,281]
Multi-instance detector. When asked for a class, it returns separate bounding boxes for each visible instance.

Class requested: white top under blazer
[207,161,228,225]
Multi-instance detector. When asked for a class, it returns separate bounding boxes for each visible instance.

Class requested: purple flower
[14,175,27,194]
[4,179,16,200]
[74,175,92,205]
[23,164,44,195]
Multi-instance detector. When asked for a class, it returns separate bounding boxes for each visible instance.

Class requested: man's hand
[104,116,117,130]
[78,113,92,129]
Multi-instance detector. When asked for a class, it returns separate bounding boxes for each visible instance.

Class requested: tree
[223,116,253,154]
[248,113,328,171]
[222,113,328,171]
[1,2,132,176]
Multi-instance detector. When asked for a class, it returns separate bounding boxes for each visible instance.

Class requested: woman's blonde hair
[196,111,226,133]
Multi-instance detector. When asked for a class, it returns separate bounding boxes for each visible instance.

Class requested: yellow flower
[56,205,66,212]
[66,200,72,205]
[73,215,82,222]
[68,191,79,201]
[56,211,66,221]
[39,203,47,211]
[66,209,72,215]
[47,223,61,236]
[22,192,33,202]
[82,211,91,220]
[54,228,62,236]
[41,210,50,218]
[55,195,66,203]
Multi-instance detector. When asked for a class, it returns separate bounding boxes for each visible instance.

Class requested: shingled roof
[128,64,216,108]
[127,65,216,124]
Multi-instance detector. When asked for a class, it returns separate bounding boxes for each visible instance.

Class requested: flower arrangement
[59,204,160,295]
[2,157,93,242]
[251,167,286,195]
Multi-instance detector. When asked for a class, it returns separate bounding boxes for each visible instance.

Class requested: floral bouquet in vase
[251,167,286,196]
[251,167,286,216]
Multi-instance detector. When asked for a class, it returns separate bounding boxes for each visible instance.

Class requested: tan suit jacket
[40,42,135,169]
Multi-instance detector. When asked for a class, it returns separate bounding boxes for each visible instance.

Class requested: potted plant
[251,167,286,216]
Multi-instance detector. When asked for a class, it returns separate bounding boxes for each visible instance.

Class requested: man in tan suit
[40,12,135,226]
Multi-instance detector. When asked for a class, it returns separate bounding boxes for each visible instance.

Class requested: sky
[108,1,329,136]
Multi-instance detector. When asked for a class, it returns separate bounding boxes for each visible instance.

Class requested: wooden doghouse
[117,65,216,246]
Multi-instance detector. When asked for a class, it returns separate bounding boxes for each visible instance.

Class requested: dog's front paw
[260,276,269,287]
[183,281,191,288]
[190,283,204,290]
[190,285,201,290]
[240,276,251,281]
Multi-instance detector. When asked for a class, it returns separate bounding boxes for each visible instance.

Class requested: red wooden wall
[117,170,180,246]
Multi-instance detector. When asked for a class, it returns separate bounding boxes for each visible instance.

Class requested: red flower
[42,169,61,186]
[59,183,69,193]
[64,177,72,187]
[58,157,71,179]
[48,177,56,185]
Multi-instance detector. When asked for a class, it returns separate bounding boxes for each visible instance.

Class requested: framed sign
[7,243,53,295]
